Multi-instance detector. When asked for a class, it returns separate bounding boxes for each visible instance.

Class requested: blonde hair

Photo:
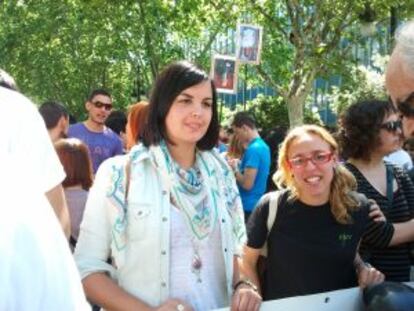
[273,124,359,224]
[226,135,244,159]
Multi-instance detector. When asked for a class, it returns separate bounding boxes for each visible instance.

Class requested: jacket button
[162,190,167,195]
[161,250,166,255]
[162,217,168,222]
[161,282,166,287]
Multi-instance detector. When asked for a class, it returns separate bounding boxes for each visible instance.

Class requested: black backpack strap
[385,164,394,209]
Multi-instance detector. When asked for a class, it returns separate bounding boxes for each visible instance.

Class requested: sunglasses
[288,151,333,169]
[380,120,402,132]
[92,101,113,111]
[396,92,414,118]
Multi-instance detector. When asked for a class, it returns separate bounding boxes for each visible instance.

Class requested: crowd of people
[2,19,414,311]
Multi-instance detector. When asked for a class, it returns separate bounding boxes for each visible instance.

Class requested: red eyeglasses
[288,151,334,169]
[92,101,113,111]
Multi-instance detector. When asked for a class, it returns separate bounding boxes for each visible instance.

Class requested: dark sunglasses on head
[92,101,113,111]
[380,119,402,132]
[396,92,414,118]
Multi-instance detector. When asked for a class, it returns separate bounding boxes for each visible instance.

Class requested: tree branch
[249,0,288,38]
[255,64,287,98]
[136,1,159,78]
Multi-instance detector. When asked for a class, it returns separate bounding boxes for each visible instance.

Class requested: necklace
[191,239,203,283]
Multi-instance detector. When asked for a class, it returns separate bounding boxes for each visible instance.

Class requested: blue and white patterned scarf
[106,142,246,265]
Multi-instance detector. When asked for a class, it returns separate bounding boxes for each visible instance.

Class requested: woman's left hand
[368,199,386,222]
[357,263,384,288]
[231,284,262,311]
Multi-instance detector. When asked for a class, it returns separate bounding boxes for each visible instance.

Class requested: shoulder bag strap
[385,164,394,209]
[260,190,282,257]
[266,191,281,237]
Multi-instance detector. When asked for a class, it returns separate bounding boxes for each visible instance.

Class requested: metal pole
[243,65,247,111]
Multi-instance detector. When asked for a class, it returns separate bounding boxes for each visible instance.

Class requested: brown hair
[226,135,244,159]
[141,61,219,150]
[54,138,93,190]
[273,124,359,224]
[126,101,149,150]
[338,99,396,161]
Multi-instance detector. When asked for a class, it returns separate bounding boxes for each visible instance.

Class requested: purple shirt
[68,123,123,173]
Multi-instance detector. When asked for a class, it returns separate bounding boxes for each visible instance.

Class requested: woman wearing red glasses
[339,99,414,282]
[241,124,393,301]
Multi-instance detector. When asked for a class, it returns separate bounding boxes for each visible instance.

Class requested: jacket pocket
[126,202,152,241]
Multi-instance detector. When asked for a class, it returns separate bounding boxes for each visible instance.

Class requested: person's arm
[82,273,149,310]
[231,255,262,311]
[45,184,71,238]
[83,273,193,311]
[75,159,194,311]
[235,168,258,191]
[389,220,414,246]
[24,103,70,237]
[354,252,384,288]
[237,246,262,294]
[233,146,261,191]
[362,202,395,249]
[388,167,414,246]
[364,202,414,247]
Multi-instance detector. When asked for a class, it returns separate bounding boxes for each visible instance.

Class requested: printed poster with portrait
[211,55,238,94]
[236,24,263,64]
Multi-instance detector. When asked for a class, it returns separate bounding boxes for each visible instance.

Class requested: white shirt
[0,171,90,311]
[384,149,413,171]
[0,86,89,310]
[169,206,228,311]
[0,87,65,193]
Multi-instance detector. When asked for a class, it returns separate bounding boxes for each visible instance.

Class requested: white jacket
[75,144,245,307]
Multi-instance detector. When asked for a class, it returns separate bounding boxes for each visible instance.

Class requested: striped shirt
[346,162,414,281]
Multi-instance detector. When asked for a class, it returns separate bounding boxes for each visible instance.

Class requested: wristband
[233,279,258,293]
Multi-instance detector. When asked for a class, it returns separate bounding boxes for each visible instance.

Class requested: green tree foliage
[328,53,388,116]
[1,0,412,124]
[242,0,405,127]
[0,0,241,118]
[220,94,321,135]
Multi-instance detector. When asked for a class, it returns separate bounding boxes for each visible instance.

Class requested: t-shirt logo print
[338,233,352,247]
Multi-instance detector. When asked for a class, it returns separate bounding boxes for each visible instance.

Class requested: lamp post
[390,6,398,46]
[358,3,377,37]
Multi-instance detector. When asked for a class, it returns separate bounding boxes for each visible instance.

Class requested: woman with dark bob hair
[339,99,414,282]
[75,61,261,311]
[55,138,93,250]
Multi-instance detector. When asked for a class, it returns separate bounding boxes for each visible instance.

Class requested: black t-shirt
[247,190,394,300]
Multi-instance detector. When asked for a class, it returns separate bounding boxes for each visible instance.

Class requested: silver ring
[176,304,185,311]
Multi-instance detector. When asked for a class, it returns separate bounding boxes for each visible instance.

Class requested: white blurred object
[0,86,89,310]
[384,149,413,171]
[0,162,90,311]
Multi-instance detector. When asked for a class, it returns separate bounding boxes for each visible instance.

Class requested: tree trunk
[287,94,304,127]
[286,70,315,127]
